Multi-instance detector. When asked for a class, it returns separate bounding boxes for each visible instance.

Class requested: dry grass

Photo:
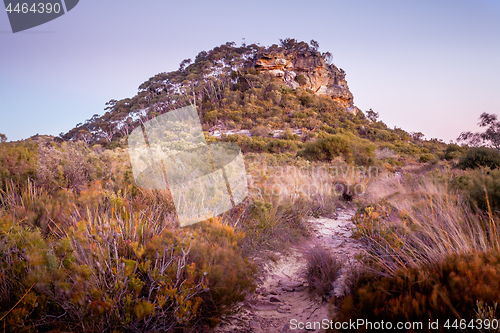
[246,155,374,212]
[355,169,500,275]
[304,245,342,301]
[228,155,378,257]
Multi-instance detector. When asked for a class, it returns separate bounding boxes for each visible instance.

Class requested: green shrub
[419,152,435,163]
[0,140,38,191]
[295,74,307,86]
[333,251,500,332]
[452,167,500,212]
[297,135,351,162]
[0,204,256,332]
[444,143,465,160]
[457,147,500,170]
[297,134,376,166]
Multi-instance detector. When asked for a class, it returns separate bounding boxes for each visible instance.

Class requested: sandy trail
[214,207,363,333]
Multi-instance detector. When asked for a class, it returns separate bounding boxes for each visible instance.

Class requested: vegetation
[334,251,500,332]
[0,134,362,331]
[457,147,500,170]
[304,245,342,301]
[458,112,500,150]
[3,39,500,332]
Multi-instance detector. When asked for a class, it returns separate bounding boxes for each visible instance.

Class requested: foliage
[419,152,435,163]
[457,147,500,170]
[444,143,465,160]
[458,113,500,149]
[452,167,500,212]
[0,139,38,191]
[298,134,376,165]
[354,173,500,275]
[305,245,342,301]
[333,251,500,332]
[0,140,257,331]
[0,202,255,332]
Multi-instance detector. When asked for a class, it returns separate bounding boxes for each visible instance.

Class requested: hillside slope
[62,40,356,144]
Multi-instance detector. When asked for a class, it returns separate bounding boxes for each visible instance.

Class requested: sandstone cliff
[254,51,355,112]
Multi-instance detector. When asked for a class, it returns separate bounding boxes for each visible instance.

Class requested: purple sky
[1,0,499,142]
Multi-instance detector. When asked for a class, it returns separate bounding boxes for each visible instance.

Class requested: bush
[0,214,256,332]
[304,246,342,301]
[0,140,37,190]
[452,167,500,212]
[419,153,435,163]
[249,125,270,138]
[297,134,376,166]
[333,251,500,332]
[444,143,465,160]
[457,147,500,170]
[297,135,351,162]
[295,74,307,86]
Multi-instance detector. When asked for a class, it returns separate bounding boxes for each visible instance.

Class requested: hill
[59,39,446,164]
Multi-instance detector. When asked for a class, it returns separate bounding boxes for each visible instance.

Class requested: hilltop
[59,39,447,165]
[61,39,356,145]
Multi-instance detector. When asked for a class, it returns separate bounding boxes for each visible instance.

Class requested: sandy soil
[213,207,364,333]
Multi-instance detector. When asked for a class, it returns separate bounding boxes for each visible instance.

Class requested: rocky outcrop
[254,51,355,112]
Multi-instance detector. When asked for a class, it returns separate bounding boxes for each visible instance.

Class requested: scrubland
[3,119,500,333]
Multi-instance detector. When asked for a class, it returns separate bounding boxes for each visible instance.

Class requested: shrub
[452,167,500,212]
[238,199,310,256]
[419,152,435,163]
[297,134,376,166]
[304,245,342,301]
[444,143,465,160]
[0,213,256,332]
[333,251,500,332]
[457,147,500,170]
[249,125,270,138]
[0,140,37,190]
[297,134,351,162]
[188,218,257,325]
[355,175,500,275]
[295,74,307,86]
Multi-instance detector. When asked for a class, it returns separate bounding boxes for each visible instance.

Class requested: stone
[255,50,354,110]
[277,307,291,313]
[249,320,260,329]
[281,280,304,292]
[269,296,282,303]
[252,301,279,311]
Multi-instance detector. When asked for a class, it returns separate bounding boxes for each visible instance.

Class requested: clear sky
[1,0,499,142]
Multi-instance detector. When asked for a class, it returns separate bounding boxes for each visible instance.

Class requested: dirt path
[214,207,363,333]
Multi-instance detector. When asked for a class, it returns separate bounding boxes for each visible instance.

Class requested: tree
[322,52,333,65]
[0,133,7,143]
[77,129,91,144]
[279,38,297,50]
[458,113,500,150]
[179,58,192,72]
[310,39,319,51]
[366,109,379,123]
[411,132,425,141]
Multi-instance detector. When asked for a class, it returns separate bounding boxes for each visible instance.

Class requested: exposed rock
[280,280,304,292]
[255,51,355,111]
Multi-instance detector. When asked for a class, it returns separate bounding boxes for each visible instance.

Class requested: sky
[1,0,499,142]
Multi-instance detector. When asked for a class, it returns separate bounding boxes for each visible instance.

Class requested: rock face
[254,51,355,112]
